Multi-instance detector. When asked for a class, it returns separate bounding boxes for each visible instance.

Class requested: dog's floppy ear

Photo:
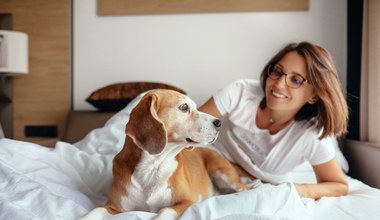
[126,93,167,155]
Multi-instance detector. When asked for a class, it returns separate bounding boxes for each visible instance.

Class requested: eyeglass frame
[266,64,310,89]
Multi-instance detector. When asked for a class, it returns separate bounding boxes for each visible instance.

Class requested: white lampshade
[0,30,28,75]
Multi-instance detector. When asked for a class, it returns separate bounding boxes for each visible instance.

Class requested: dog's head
[126,89,221,155]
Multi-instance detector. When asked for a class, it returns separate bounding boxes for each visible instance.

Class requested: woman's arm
[294,157,348,199]
[198,97,222,118]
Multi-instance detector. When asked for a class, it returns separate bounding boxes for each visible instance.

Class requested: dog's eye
[178,103,189,112]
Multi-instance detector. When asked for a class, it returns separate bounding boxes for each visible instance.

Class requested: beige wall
[74,0,347,109]
[0,0,71,142]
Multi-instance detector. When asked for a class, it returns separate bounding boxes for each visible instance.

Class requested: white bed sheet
[1,94,380,220]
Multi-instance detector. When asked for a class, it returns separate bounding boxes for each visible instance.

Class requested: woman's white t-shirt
[211,79,335,184]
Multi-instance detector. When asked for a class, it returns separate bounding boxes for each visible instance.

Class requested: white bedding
[1,94,380,220]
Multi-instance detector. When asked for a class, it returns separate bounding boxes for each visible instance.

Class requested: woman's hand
[294,157,348,199]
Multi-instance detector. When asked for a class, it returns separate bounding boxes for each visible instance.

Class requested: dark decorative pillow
[86,82,187,112]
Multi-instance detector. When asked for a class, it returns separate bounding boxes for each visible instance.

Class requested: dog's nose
[213,119,222,128]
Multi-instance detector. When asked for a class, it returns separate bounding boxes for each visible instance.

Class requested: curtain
[360,0,380,143]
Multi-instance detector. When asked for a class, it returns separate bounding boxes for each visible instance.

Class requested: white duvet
[1,94,380,220]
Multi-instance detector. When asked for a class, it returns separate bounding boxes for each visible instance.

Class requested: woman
[199,42,349,199]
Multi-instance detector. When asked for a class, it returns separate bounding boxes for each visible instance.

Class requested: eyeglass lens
[268,65,306,88]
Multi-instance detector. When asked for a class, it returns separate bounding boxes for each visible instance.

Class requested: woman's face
[265,51,316,114]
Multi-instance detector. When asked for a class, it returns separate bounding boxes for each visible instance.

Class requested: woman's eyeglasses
[267,64,309,89]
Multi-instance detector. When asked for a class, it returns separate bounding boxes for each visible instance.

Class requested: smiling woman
[199,41,349,199]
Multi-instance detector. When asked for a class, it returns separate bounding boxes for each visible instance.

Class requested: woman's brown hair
[259,42,348,139]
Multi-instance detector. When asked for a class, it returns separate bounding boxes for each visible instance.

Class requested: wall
[0,1,71,142]
[74,0,347,109]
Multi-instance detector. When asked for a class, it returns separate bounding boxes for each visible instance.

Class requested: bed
[1,91,380,220]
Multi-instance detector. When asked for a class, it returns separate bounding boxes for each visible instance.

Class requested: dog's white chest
[121,152,179,212]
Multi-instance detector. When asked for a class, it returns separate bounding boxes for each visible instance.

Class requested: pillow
[86,82,186,112]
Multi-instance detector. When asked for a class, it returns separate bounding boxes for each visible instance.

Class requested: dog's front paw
[237,184,249,192]
[153,208,178,220]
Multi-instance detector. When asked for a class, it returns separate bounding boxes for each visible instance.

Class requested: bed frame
[345,140,380,189]
[63,111,115,143]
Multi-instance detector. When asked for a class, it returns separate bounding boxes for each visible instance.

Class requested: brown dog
[80,89,247,220]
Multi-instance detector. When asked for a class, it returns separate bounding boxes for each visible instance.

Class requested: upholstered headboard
[63,111,115,143]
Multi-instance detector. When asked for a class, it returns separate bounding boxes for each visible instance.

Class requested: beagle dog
[80,89,247,220]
